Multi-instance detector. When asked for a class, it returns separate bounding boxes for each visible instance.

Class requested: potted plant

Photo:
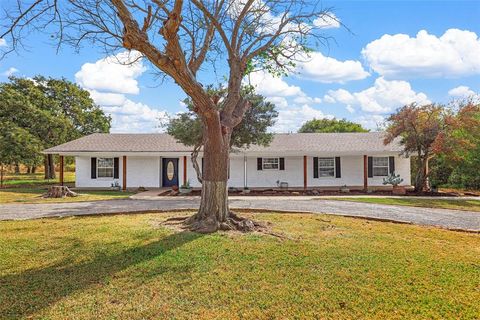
[179,180,192,194]
[242,187,251,194]
[111,180,121,191]
[340,184,350,193]
[383,173,405,195]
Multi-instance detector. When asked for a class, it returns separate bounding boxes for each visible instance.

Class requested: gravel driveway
[0,197,479,232]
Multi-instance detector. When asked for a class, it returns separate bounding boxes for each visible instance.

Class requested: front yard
[323,197,480,212]
[0,173,134,203]
[1,212,479,319]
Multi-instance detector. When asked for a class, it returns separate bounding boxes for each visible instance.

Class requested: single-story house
[44,132,411,190]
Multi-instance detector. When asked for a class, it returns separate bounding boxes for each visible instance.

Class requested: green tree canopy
[385,102,480,192]
[298,118,369,133]
[0,76,111,178]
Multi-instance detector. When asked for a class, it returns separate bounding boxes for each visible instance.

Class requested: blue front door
[162,158,179,187]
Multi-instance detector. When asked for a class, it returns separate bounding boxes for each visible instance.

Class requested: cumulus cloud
[325,77,430,113]
[76,52,168,133]
[87,90,126,106]
[1,67,18,77]
[355,115,386,131]
[274,104,333,133]
[295,51,369,83]
[247,71,304,97]
[0,38,6,47]
[448,86,477,98]
[75,51,146,94]
[313,12,340,29]
[102,100,167,133]
[362,29,480,78]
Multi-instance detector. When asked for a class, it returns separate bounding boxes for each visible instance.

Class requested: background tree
[0,76,111,178]
[1,0,335,232]
[166,89,278,183]
[298,118,368,133]
[0,122,43,187]
[384,102,480,192]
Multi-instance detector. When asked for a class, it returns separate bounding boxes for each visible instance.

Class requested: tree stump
[43,186,78,198]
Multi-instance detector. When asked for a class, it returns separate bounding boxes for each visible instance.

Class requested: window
[262,157,279,170]
[318,157,335,177]
[97,158,114,178]
[373,157,389,176]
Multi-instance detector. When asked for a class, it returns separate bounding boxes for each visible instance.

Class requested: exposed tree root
[161,211,288,239]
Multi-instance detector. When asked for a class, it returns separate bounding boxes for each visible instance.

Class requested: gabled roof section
[44,132,403,154]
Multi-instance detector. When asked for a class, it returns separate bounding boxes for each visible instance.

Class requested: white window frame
[372,156,389,177]
[262,157,280,170]
[97,157,114,178]
[318,157,335,178]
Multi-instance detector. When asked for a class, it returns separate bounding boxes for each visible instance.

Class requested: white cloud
[102,100,167,133]
[346,105,355,114]
[274,104,333,133]
[313,12,340,29]
[76,52,168,133]
[362,29,480,78]
[247,71,303,97]
[355,115,386,131]
[0,38,6,47]
[246,70,329,132]
[325,77,430,113]
[88,90,126,106]
[295,51,369,83]
[324,88,355,105]
[265,96,288,109]
[1,67,18,77]
[75,51,146,94]
[448,86,477,98]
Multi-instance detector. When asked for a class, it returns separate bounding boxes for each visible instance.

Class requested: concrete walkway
[0,197,479,232]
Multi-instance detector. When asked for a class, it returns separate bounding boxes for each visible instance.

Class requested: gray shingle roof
[44,132,403,154]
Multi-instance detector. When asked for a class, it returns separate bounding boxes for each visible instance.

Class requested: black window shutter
[389,156,395,174]
[335,157,341,178]
[91,157,97,179]
[279,158,285,170]
[201,158,204,173]
[114,157,119,179]
[368,156,373,178]
[313,157,319,178]
[257,158,262,170]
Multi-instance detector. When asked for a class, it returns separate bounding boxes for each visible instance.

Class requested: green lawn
[1,212,479,319]
[0,172,134,203]
[322,197,480,212]
[2,172,75,188]
[0,188,134,203]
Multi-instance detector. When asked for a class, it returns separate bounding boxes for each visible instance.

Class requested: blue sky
[0,0,479,132]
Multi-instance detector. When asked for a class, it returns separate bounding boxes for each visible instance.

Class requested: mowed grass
[1,212,479,319]
[2,172,75,187]
[322,197,480,212]
[0,173,134,203]
[0,188,134,204]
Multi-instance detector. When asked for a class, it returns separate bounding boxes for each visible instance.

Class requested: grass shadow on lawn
[0,230,202,319]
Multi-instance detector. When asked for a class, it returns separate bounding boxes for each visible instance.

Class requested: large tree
[0,76,111,178]
[166,89,278,183]
[384,102,480,192]
[1,0,335,232]
[299,118,368,133]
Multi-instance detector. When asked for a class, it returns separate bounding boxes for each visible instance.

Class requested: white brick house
[44,132,411,190]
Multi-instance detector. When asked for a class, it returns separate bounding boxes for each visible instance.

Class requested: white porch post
[244,154,247,188]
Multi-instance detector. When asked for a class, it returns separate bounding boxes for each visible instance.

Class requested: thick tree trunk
[44,154,56,179]
[31,166,36,174]
[414,153,428,193]
[14,163,20,174]
[181,110,259,233]
[185,122,231,232]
